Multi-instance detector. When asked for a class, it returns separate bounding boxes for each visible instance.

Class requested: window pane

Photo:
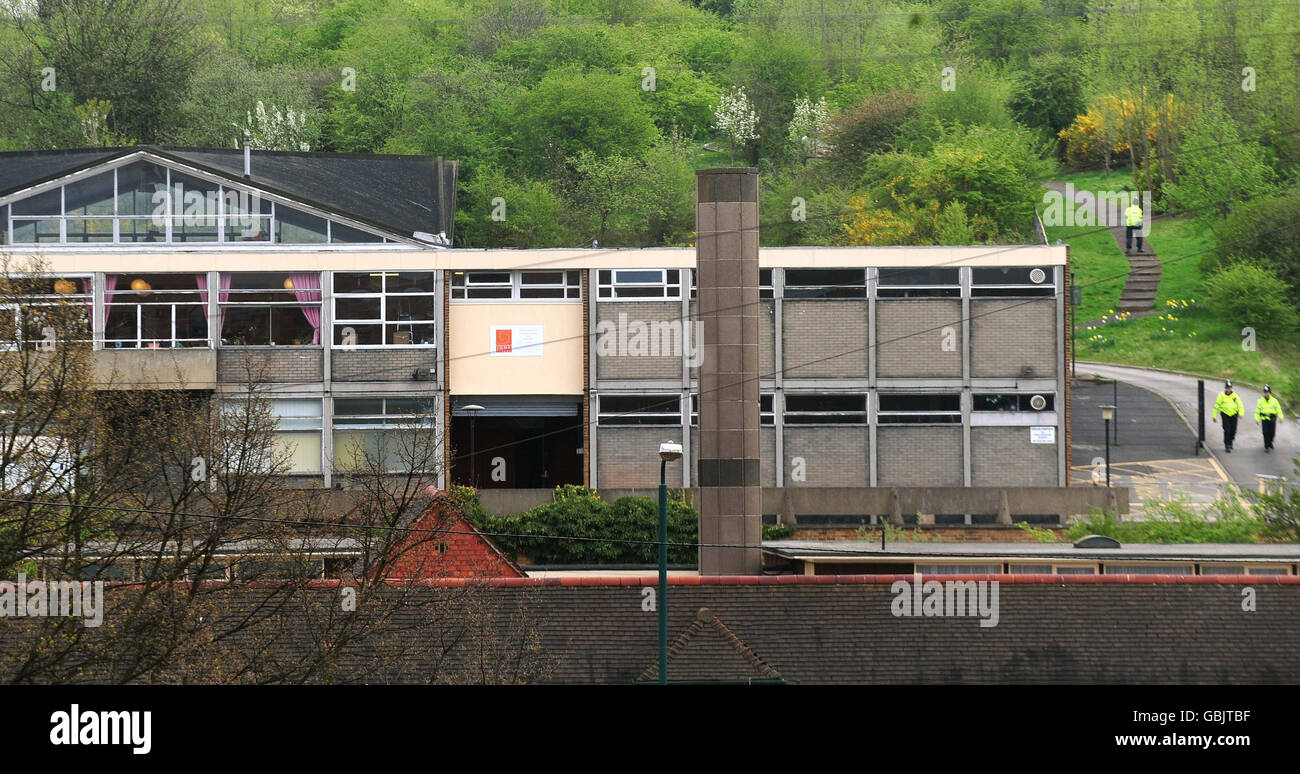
[386,295,436,321]
[614,270,662,284]
[786,395,865,412]
[878,268,959,286]
[116,162,169,217]
[387,272,435,293]
[64,173,115,216]
[12,188,62,216]
[276,206,328,244]
[879,394,960,412]
[335,272,383,294]
[274,431,321,473]
[972,267,1053,285]
[336,297,380,320]
[334,323,381,345]
[330,221,383,243]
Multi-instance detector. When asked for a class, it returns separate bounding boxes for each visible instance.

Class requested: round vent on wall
[1029,394,1048,411]
[1029,268,1047,284]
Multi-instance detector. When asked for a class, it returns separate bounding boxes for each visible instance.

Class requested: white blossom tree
[235,100,314,151]
[788,95,830,161]
[713,87,759,164]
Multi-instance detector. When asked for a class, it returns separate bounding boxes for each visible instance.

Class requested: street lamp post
[656,440,682,685]
[1100,404,1115,487]
[463,404,484,488]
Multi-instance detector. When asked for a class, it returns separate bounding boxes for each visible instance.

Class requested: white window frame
[452,270,582,301]
[332,397,438,473]
[596,269,682,301]
[219,272,322,347]
[332,271,437,348]
[103,274,208,349]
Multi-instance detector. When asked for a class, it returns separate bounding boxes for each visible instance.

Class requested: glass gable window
[876,268,960,298]
[332,397,437,472]
[972,267,1055,297]
[877,393,961,424]
[104,274,208,348]
[783,269,867,299]
[333,271,437,346]
[2,160,389,245]
[597,269,681,300]
[220,272,322,346]
[598,395,681,425]
[784,394,868,424]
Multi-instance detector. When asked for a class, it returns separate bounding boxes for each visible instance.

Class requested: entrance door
[450,398,583,488]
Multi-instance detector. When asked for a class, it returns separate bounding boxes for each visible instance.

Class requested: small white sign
[490,325,543,357]
[1029,426,1056,444]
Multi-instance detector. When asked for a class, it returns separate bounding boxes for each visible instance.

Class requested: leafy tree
[237,101,317,151]
[1163,103,1274,221]
[1008,55,1085,136]
[510,68,659,178]
[570,150,654,246]
[713,86,758,164]
[167,50,319,148]
[960,0,1051,65]
[457,164,575,248]
[787,95,830,161]
[729,31,827,159]
[825,90,920,172]
[1206,186,1300,307]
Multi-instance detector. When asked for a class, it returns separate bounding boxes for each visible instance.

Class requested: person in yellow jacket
[1124,195,1144,254]
[1255,384,1284,453]
[1212,379,1245,452]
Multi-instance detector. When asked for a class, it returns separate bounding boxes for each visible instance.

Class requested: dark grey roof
[763,540,1300,562]
[0,146,458,242]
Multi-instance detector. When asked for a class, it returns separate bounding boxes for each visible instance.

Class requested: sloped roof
[0,146,458,242]
[636,606,783,683]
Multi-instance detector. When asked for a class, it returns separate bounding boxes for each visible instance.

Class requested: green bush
[1202,262,1299,339]
[1066,495,1268,543]
[1206,186,1300,307]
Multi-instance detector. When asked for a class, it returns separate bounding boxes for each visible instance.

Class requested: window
[451,270,580,300]
[1200,565,1246,575]
[784,394,867,425]
[220,272,322,346]
[104,274,208,348]
[876,268,960,298]
[972,267,1055,297]
[915,564,1002,575]
[1105,564,1194,575]
[690,394,774,425]
[690,268,772,299]
[1247,567,1291,575]
[598,395,681,425]
[783,269,866,299]
[877,393,961,424]
[597,269,681,300]
[1055,565,1097,575]
[333,272,436,346]
[0,276,92,348]
[1008,564,1053,574]
[333,397,437,472]
[223,398,322,474]
[3,161,388,245]
[973,393,1055,412]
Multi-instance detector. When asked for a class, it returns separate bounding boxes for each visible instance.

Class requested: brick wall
[875,299,962,378]
[970,426,1058,486]
[333,349,437,382]
[595,301,683,380]
[385,496,524,579]
[877,426,963,486]
[218,348,323,383]
[597,426,684,488]
[782,426,869,486]
[781,300,867,378]
[970,299,1056,378]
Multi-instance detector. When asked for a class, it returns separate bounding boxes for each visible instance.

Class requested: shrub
[825,90,919,169]
[1202,262,1299,339]
[1206,186,1300,307]
[1066,495,1267,543]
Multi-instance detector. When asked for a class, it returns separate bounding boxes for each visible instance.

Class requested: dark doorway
[450,415,582,488]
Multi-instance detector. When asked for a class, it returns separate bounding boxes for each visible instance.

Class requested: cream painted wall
[448,302,584,395]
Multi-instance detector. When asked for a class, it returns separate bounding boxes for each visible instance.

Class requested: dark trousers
[1222,414,1239,449]
[1125,226,1143,251]
[1261,417,1277,450]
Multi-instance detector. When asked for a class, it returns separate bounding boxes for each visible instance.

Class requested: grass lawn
[690,144,732,169]
[1041,173,1128,324]
[1054,166,1138,194]
[1072,215,1300,402]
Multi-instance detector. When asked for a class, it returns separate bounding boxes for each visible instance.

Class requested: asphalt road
[1078,362,1300,488]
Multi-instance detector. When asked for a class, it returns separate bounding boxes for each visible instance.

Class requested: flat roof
[762,540,1300,563]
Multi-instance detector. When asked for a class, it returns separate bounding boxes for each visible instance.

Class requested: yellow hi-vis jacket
[1255,394,1284,422]
[1125,204,1143,227]
[1214,391,1245,418]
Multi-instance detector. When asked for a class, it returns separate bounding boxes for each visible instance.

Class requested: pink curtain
[101,275,117,325]
[289,272,321,345]
[196,274,208,345]
[218,274,233,337]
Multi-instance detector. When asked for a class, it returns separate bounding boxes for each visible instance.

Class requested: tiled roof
[636,606,783,683]
[0,146,458,242]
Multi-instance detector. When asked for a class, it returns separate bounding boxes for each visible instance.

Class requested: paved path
[1070,375,1228,505]
[1044,181,1161,325]
[1078,362,1300,492]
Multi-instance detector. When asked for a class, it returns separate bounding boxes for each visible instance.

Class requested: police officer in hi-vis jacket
[1212,380,1245,452]
[1255,384,1284,453]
